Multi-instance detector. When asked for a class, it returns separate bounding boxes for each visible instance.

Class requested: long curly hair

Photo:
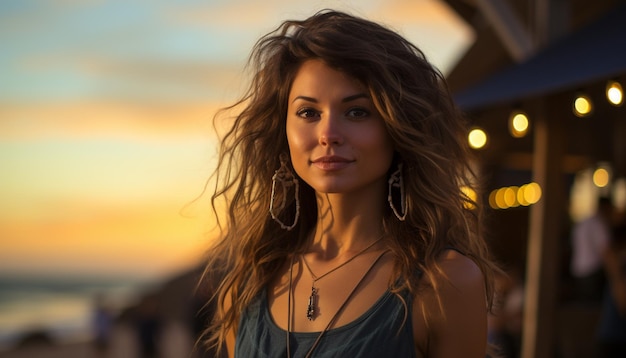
[201,9,499,353]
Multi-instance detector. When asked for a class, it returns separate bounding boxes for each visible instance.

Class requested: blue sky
[0,0,472,102]
[1,0,245,101]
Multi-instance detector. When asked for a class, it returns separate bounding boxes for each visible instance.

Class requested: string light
[461,186,477,210]
[489,183,542,209]
[468,128,487,149]
[509,111,529,138]
[606,81,623,106]
[573,94,593,117]
[593,168,610,188]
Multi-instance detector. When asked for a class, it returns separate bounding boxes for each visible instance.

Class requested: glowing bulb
[495,188,507,209]
[509,112,529,138]
[461,186,477,209]
[524,182,542,204]
[503,187,518,208]
[489,190,498,209]
[573,95,593,117]
[468,128,487,149]
[593,168,610,188]
[607,81,623,106]
[517,184,530,206]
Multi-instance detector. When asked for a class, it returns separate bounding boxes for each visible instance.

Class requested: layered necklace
[286,236,389,358]
[300,237,384,321]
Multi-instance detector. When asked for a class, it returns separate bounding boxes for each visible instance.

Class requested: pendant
[307,286,318,321]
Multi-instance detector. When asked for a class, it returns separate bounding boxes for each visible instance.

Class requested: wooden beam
[521,97,567,358]
[614,113,626,178]
[475,0,535,61]
[499,152,591,173]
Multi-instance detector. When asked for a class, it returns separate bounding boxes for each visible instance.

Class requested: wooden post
[521,98,567,358]
[614,113,626,178]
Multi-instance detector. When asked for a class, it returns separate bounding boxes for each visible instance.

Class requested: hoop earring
[269,156,300,231]
[388,163,407,221]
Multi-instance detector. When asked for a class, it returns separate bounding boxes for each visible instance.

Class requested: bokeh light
[606,81,623,106]
[509,111,529,138]
[461,185,477,209]
[468,128,487,149]
[524,182,542,205]
[573,94,593,117]
[489,182,542,209]
[593,168,610,188]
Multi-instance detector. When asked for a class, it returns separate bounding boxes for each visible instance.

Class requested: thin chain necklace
[287,247,390,358]
[301,236,383,321]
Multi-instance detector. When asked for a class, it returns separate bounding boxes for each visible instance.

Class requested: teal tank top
[235,289,416,357]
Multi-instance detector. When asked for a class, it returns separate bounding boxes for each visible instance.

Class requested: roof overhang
[454,3,626,111]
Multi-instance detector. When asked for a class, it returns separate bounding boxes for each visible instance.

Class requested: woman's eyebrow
[341,93,369,103]
[292,95,317,103]
[291,93,369,104]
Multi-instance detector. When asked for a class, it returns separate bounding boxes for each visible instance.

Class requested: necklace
[301,237,384,321]
[287,248,390,358]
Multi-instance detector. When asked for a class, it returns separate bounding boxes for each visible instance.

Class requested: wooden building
[442,1,626,357]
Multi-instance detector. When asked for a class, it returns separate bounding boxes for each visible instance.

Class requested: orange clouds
[0,99,223,278]
[0,199,216,279]
[0,100,224,140]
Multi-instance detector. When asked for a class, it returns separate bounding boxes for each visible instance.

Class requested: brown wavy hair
[200,9,499,354]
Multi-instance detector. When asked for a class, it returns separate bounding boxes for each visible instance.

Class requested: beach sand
[0,321,200,358]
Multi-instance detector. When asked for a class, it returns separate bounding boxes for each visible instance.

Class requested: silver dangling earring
[269,156,300,230]
[388,163,407,221]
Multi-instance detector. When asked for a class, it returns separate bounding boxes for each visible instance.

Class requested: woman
[202,10,499,357]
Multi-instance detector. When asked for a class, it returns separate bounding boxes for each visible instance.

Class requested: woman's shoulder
[411,248,488,357]
[412,248,485,310]
[437,248,484,288]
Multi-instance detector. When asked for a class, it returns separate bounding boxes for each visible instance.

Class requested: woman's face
[286,59,394,195]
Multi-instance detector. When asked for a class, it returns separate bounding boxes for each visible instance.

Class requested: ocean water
[0,275,153,351]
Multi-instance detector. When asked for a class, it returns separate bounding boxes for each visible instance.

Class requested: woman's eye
[296,108,319,119]
[347,108,369,118]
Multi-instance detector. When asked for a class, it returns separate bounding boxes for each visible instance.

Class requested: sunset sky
[0,0,473,280]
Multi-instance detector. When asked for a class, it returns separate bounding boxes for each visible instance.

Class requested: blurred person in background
[597,220,626,357]
[201,10,501,358]
[571,197,615,303]
[92,292,113,357]
[135,294,162,358]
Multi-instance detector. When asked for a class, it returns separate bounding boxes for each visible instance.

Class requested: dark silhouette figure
[135,294,162,358]
[92,293,113,356]
[597,223,626,357]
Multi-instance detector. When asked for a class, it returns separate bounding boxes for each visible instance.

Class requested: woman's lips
[310,156,354,170]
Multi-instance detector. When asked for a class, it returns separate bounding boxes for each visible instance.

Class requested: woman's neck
[309,192,385,259]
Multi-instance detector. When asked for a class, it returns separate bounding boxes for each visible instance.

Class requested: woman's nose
[318,114,343,146]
